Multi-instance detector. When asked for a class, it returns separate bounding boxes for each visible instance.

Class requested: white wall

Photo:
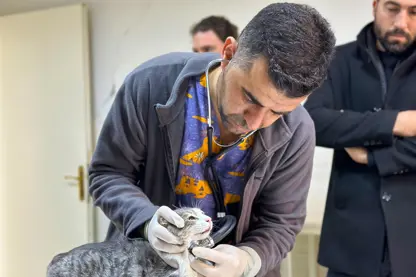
[87,0,374,241]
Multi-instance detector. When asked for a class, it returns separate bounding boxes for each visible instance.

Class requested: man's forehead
[193,30,221,43]
[381,0,416,7]
[242,56,272,86]
[235,58,293,106]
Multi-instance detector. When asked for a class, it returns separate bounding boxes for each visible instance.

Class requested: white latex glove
[144,206,187,267]
[190,244,261,277]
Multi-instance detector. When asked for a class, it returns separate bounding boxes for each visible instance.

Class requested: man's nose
[394,10,409,30]
[245,107,267,131]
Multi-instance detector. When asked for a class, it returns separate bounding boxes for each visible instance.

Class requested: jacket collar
[256,116,292,157]
[155,52,220,126]
[357,22,378,63]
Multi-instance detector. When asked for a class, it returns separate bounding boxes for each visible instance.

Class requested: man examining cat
[88,3,335,277]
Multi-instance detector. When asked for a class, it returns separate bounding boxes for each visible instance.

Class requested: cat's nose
[205,218,211,222]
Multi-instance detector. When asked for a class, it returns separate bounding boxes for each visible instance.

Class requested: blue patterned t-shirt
[175,74,254,219]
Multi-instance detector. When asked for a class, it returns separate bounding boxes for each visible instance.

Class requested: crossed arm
[344,138,416,177]
[304,68,416,178]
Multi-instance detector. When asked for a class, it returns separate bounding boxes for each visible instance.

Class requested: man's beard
[218,104,249,131]
[374,24,415,54]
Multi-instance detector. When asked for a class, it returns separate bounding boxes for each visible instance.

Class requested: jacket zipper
[366,49,388,105]
[161,126,176,192]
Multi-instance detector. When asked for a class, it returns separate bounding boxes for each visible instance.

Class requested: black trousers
[327,236,391,277]
[327,270,391,277]
[327,271,353,277]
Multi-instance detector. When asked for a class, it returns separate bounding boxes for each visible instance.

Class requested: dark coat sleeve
[88,69,158,239]
[369,137,416,177]
[304,55,399,150]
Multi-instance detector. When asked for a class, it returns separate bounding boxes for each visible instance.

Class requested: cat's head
[158,207,213,245]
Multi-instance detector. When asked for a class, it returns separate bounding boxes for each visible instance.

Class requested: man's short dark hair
[190,16,239,42]
[234,3,336,98]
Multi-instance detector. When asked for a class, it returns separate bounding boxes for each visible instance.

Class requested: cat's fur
[47,207,214,277]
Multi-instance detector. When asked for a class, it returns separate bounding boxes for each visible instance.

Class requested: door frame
[79,3,97,243]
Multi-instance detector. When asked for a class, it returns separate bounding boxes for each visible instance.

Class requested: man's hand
[345,147,368,164]
[190,244,261,277]
[145,206,186,267]
[393,111,416,137]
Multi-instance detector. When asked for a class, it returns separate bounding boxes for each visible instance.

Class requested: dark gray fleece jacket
[88,52,315,277]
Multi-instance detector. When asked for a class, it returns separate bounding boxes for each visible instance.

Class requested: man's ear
[221,36,238,68]
[372,0,377,17]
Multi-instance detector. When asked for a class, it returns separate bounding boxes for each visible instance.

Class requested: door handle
[64,165,85,201]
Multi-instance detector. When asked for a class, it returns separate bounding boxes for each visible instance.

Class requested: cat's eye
[188,216,197,220]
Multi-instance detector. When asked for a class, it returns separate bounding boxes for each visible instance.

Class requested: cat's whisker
[190,198,201,210]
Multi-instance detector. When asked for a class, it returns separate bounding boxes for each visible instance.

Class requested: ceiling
[0,0,85,16]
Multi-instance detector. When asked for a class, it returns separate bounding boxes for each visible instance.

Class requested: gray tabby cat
[47,207,214,277]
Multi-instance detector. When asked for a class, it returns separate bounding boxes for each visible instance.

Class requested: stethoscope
[203,58,257,219]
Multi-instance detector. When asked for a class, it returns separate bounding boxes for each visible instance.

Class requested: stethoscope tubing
[204,58,257,218]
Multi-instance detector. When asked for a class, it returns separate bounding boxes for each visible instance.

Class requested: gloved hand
[190,244,262,277]
[144,206,187,267]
